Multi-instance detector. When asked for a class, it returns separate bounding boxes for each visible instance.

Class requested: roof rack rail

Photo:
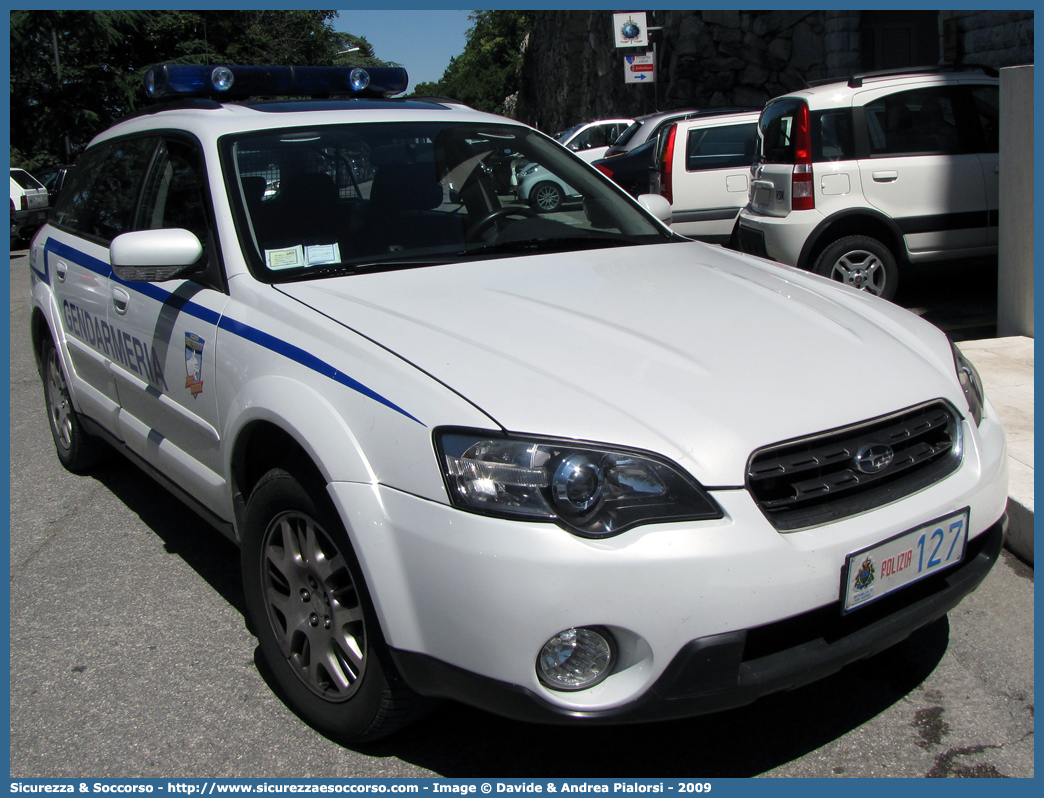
[807,63,999,89]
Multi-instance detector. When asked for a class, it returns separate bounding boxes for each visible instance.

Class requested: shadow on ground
[89,455,951,778]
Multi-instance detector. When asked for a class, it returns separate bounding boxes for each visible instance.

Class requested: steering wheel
[466,206,539,242]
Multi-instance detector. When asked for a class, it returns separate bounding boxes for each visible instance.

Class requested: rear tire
[813,235,898,301]
[41,336,108,472]
[530,181,563,213]
[241,467,421,741]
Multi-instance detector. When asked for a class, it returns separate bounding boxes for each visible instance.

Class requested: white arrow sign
[624,52,655,84]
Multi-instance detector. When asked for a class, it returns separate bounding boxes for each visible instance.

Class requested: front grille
[746,401,962,531]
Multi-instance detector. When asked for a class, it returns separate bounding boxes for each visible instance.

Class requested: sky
[334,9,474,89]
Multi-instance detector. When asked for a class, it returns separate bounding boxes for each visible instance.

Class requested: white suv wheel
[814,235,898,301]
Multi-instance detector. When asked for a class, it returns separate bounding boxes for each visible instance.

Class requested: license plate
[843,509,969,612]
[753,185,771,206]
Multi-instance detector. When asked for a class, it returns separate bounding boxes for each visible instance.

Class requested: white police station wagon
[29,64,1009,741]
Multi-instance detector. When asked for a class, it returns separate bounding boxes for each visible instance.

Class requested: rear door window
[53,137,156,244]
[966,85,999,154]
[864,87,961,157]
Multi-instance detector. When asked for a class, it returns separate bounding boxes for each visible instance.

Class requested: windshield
[222,121,670,282]
[554,123,583,143]
[613,120,643,148]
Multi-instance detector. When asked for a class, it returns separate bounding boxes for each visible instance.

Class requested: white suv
[736,67,1000,300]
[650,109,760,243]
[28,63,1007,741]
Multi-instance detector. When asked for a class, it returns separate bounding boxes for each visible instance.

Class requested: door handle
[112,286,130,315]
[872,171,898,183]
[55,261,67,282]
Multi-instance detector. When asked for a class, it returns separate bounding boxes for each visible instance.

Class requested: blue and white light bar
[143,64,410,100]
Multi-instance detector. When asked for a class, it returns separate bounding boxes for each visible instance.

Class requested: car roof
[91,97,524,149]
[773,66,1000,110]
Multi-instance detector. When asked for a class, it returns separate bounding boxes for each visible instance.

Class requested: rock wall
[516,9,1034,133]
[940,10,1034,68]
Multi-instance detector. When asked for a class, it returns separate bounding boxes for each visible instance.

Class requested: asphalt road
[8,249,1033,778]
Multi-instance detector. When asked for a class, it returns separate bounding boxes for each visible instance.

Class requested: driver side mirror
[110,228,204,282]
[637,194,673,226]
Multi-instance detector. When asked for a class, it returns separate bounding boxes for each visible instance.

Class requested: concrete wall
[998,65,1034,337]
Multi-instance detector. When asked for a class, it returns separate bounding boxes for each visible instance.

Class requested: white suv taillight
[791,101,814,211]
[652,123,678,205]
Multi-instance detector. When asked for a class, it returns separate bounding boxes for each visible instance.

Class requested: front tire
[241,467,419,741]
[813,235,899,301]
[40,336,107,472]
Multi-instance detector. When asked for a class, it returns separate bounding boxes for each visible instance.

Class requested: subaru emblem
[854,444,895,474]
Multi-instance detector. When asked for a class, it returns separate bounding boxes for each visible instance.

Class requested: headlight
[435,430,722,537]
[951,341,985,426]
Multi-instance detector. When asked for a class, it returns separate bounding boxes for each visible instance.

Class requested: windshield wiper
[295,257,449,280]
[463,235,644,258]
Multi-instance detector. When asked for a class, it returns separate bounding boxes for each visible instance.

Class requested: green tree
[9,10,390,171]
[410,10,533,115]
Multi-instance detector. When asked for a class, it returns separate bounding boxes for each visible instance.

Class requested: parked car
[29,62,1007,743]
[736,66,1000,300]
[649,110,760,244]
[10,167,49,243]
[592,138,657,197]
[35,164,76,209]
[603,108,756,159]
[555,117,634,161]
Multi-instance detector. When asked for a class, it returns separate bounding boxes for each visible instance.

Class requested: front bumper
[390,515,1004,724]
[327,410,1007,721]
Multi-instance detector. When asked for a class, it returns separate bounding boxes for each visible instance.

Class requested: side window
[138,138,210,240]
[52,137,156,244]
[598,124,624,148]
[570,127,595,150]
[812,110,855,162]
[968,85,999,154]
[865,87,960,156]
[685,123,757,171]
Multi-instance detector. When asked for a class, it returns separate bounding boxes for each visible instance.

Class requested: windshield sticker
[264,243,341,269]
[185,333,205,397]
[305,243,340,265]
[265,245,305,270]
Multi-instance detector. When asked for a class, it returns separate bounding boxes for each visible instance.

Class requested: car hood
[276,243,963,485]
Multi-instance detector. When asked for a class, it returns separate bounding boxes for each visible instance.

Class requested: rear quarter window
[685,123,757,171]
[811,109,855,162]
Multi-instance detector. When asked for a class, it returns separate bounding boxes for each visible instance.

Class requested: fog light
[537,627,614,691]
